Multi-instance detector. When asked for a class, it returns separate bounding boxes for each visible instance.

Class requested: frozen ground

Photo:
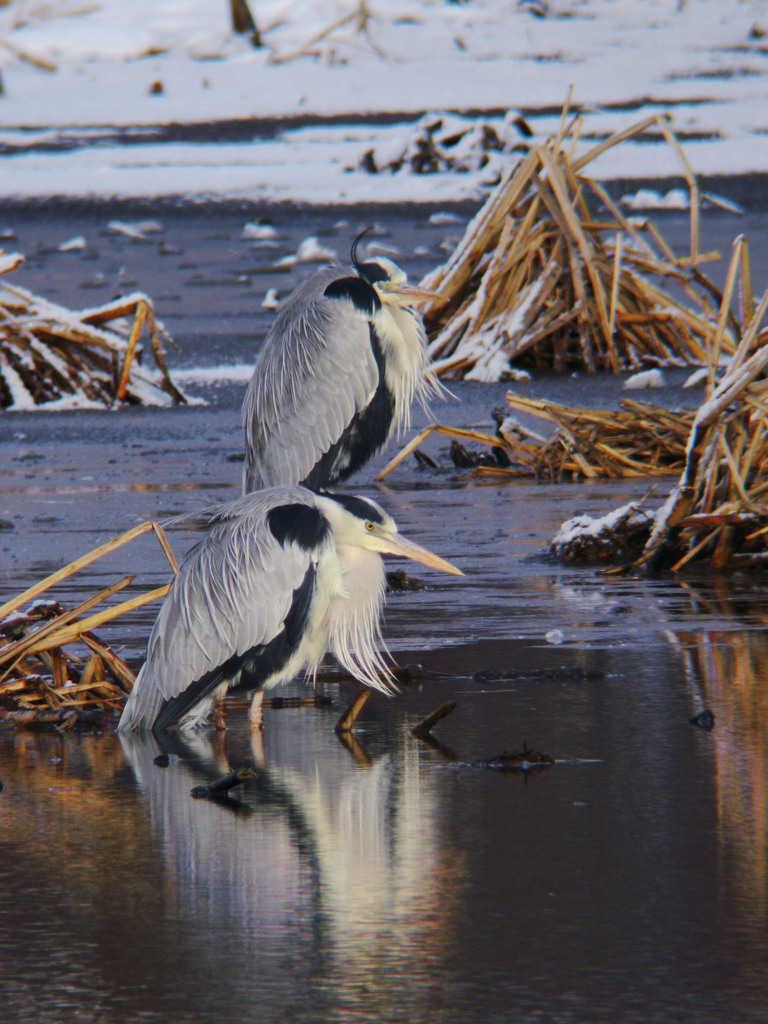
[1,0,768,202]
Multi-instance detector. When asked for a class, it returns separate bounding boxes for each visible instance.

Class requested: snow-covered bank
[1,1,767,203]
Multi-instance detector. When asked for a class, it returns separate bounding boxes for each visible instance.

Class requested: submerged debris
[0,256,187,410]
[469,742,555,772]
[335,689,370,734]
[552,502,655,563]
[411,701,458,738]
[419,106,735,381]
[689,709,716,730]
[386,569,426,592]
[191,767,255,800]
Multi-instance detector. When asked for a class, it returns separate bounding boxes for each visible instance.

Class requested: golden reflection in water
[0,727,173,1013]
[2,730,159,879]
[669,582,768,927]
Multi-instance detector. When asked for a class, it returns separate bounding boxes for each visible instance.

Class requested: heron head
[317,493,462,576]
[351,231,444,309]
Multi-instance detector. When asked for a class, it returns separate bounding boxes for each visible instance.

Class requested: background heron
[119,486,461,733]
[242,237,445,493]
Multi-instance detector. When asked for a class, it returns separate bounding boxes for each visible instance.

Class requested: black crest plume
[351,226,374,270]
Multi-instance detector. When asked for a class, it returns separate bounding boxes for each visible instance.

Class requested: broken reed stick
[411,701,458,737]
[81,634,136,691]
[0,36,57,72]
[115,300,148,401]
[335,690,371,733]
[224,694,333,710]
[0,576,134,682]
[19,584,172,656]
[0,520,176,621]
[376,424,502,480]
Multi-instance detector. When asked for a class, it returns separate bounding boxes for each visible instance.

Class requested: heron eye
[365,521,375,532]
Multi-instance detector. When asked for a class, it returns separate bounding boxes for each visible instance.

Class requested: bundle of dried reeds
[420,105,731,381]
[385,237,768,572]
[0,256,186,409]
[553,238,768,571]
[635,245,768,572]
[498,394,693,481]
[376,399,694,483]
[0,523,178,726]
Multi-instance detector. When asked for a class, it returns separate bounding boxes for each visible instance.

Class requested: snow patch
[58,236,86,252]
[277,237,337,267]
[623,369,665,390]
[620,188,689,211]
[171,363,255,383]
[242,221,278,241]
[552,502,653,562]
[0,252,24,274]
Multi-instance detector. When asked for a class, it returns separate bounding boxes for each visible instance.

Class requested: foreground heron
[242,237,445,493]
[118,487,461,733]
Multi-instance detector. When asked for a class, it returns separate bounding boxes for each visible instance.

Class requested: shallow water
[2,201,768,1023]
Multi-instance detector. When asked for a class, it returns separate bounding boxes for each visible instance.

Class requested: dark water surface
[2,201,768,1023]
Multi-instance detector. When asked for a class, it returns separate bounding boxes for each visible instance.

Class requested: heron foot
[249,690,264,730]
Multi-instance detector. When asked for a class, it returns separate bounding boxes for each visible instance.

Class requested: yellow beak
[380,282,447,306]
[374,529,463,576]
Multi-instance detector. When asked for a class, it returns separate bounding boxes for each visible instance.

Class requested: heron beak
[376,531,463,576]
[382,282,447,306]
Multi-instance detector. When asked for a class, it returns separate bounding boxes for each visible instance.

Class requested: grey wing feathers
[119,489,318,731]
[243,266,379,491]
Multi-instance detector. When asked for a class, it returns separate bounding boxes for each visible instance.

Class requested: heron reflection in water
[118,715,460,1018]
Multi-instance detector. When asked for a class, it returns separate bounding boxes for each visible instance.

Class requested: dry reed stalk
[0,522,179,722]
[0,264,187,408]
[420,112,731,381]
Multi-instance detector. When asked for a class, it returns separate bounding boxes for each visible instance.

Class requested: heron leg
[212,697,227,731]
[249,689,264,730]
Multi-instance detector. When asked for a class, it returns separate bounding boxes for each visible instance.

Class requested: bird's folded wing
[132,511,313,714]
[243,282,379,490]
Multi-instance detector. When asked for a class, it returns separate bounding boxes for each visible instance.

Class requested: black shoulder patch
[327,493,385,525]
[358,261,390,285]
[267,503,330,551]
[324,276,381,316]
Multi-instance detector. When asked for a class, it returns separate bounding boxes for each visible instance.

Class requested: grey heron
[118,486,461,733]
[242,236,445,493]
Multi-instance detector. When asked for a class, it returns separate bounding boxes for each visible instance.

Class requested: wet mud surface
[2,201,768,1023]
